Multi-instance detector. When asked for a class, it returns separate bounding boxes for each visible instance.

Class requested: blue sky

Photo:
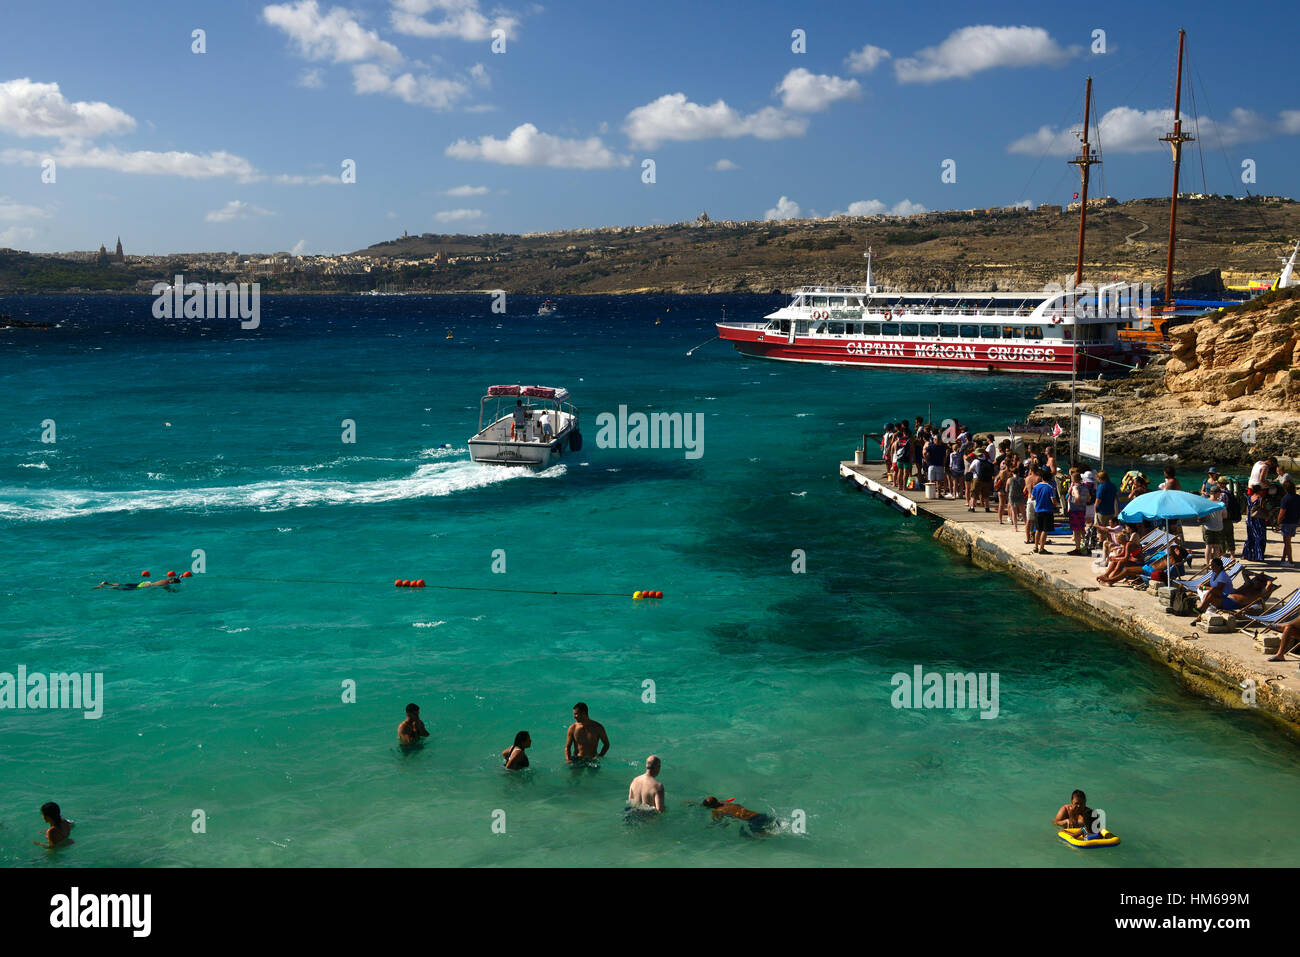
[0,0,1296,254]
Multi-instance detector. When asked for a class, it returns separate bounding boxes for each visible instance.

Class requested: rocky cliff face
[1029,288,1300,466]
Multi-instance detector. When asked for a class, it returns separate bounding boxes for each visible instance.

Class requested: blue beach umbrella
[1118,489,1226,523]
[1118,490,1226,589]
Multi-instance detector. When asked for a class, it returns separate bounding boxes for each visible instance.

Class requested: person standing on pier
[1243,485,1269,561]
[924,433,946,496]
[1276,479,1298,566]
[1030,468,1059,554]
[1006,453,1027,533]
[1200,486,1226,567]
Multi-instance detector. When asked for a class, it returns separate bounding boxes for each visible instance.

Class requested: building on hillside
[95,237,125,264]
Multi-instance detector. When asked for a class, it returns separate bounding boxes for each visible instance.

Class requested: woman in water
[502,731,531,769]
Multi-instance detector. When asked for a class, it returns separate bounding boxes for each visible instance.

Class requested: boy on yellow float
[1053,790,1095,830]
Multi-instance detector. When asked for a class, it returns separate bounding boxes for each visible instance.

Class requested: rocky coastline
[1027,287,1300,468]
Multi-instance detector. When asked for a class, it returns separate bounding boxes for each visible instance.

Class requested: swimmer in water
[398,703,430,746]
[1053,789,1095,831]
[34,802,74,849]
[701,796,777,835]
[502,731,531,769]
[95,572,181,590]
[564,701,609,766]
[626,755,665,815]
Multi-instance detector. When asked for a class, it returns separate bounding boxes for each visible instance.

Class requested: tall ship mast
[1069,76,1101,290]
[1161,28,1193,312]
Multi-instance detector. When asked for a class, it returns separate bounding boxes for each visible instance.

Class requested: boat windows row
[774,319,1047,340]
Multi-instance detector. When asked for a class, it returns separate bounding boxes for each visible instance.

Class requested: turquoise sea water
[2,293,1297,868]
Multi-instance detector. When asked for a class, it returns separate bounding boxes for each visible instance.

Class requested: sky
[0,0,1296,255]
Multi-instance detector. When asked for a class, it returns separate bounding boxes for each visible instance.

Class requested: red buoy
[166,570,177,578]
[141,570,150,578]
[181,571,193,578]
[415,579,426,588]
[395,580,403,587]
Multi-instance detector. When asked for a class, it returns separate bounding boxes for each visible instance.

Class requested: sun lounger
[1242,588,1300,630]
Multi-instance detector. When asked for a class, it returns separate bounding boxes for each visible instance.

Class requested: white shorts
[927,466,944,483]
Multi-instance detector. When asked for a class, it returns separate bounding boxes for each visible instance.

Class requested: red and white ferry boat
[717,251,1144,375]
[718,75,1168,376]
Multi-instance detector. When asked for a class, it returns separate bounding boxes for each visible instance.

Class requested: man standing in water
[628,755,666,814]
[398,703,429,746]
[564,702,609,765]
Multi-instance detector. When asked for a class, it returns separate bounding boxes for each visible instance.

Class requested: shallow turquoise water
[2,293,1296,867]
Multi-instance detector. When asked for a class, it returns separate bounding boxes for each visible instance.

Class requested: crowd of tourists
[879,423,1300,661]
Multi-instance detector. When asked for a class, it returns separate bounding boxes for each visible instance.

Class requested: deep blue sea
[2,293,1297,867]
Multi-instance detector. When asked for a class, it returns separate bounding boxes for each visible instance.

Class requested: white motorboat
[537,299,557,316]
[468,384,581,466]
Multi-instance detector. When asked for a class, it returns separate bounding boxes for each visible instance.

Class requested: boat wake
[0,460,564,522]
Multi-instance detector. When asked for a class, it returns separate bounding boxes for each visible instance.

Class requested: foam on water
[0,460,562,522]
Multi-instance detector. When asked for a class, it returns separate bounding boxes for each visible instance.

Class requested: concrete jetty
[840,458,1300,732]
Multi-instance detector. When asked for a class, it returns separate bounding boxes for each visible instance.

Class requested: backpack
[975,458,993,481]
[1083,524,1100,552]
[1222,487,1241,523]
[1168,587,1196,616]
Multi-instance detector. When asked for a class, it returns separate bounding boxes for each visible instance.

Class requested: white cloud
[775,68,860,112]
[206,200,274,223]
[446,122,631,168]
[624,93,807,148]
[895,25,1069,83]
[0,196,51,220]
[0,225,36,247]
[434,208,482,222]
[390,0,518,41]
[1009,106,1288,155]
[351,63,468,109]
[469,62,489,87]
[298,68,326,88]
[0,78,135,139]
[263,0,402,63]
[291,239,309,254]
[764,196,801,221]
[273,172,339,184]
[444,184,489,195]
[1,144,258,180]
[832,198,927,217]
[845,44,890,74]
[712,158,739,171]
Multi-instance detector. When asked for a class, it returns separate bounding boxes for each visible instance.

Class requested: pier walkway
[840,458,1300,729]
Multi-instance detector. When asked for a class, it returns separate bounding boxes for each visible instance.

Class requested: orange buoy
[653,591,663,599]
[141,570,150,578]
[166,570,176,578]
[395,580,404,587]
[182,571,193,578]
[415,579,426,588]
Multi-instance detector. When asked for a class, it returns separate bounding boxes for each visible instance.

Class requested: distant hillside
[356,197,1300,295]
[2,196,1297,295]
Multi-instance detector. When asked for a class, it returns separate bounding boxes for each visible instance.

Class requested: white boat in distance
[468,384,582,466]
[537,299,557,316]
